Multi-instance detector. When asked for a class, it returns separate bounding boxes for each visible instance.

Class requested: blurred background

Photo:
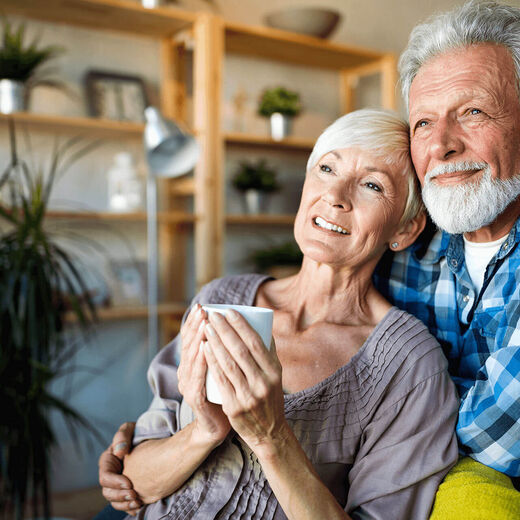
[0,0,518,518]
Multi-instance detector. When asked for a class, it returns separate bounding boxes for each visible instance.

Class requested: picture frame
[84,70,149,122]
[108,259,147,306]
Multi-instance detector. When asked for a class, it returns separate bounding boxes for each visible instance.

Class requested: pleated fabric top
[131,274,459,520]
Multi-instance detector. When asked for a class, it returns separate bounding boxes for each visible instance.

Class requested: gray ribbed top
[132,274,459,520]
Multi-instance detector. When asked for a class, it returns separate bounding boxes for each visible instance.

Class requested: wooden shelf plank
[46,210,196,223]
[226,214,295,226]
[66,302,186,322]
[225,21,383,70]
[0,112,144,138]
[225,132,315,151]
[3,0,195,37]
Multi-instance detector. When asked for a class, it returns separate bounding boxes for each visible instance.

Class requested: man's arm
[456,345,520,476]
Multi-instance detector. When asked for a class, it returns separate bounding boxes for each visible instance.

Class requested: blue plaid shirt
[374,217,520,477]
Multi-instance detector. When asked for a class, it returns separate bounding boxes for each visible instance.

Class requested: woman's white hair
[306,108,423,226]
[399,0,520,109]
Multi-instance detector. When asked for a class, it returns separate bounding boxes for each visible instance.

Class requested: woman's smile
[313,216,350,235]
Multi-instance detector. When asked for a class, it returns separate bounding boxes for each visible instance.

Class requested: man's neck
[463,199,520,243]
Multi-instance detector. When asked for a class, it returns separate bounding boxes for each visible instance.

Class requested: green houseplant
[231,159,280,214]
[0,121,99,520]
[258,87,302,141]
[250,241,303,278]
[0,18,66,113]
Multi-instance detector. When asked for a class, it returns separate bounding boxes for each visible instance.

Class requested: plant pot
[243,189,268,214]
[0,79,27,114]
[269,112,292,141]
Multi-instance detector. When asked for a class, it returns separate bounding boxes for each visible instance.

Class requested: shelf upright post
[193,13,225,290]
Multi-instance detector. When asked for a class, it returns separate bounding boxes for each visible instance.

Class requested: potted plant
[0,121,100,519]
[231,159,280,214]
[0,18,65,114]
[258,86,302,140]
[250,241,303,278]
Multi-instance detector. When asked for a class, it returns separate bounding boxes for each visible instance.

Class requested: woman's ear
[389,211,426,251]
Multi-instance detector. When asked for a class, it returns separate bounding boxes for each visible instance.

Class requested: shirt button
[463,295,470,303]
[503,242,509,249]
[451,259,458,267]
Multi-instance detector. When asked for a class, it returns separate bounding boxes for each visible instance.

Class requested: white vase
[269,112,292,141]
[244,189,268,214]
[0,79,26,114]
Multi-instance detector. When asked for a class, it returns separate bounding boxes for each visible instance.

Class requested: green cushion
[430,457,520,519]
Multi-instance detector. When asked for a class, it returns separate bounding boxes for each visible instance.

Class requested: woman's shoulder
[355,306,452,413]
[194,273,272,306]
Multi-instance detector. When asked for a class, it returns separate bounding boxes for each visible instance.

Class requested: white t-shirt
[463,234,508,293]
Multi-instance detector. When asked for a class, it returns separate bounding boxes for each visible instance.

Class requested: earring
[391,242,399,249]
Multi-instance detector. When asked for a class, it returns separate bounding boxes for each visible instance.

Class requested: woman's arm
[123,419,221,503]
[124,304,231,503]
[203,309,351,520]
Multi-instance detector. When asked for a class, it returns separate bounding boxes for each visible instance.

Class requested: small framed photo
[108,260,147,306]
[85,70,149,122]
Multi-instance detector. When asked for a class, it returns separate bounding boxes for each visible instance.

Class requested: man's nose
[429,117,465,160]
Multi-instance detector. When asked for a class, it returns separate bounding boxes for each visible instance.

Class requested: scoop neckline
[281,305,400,401]
[244,274,401,401]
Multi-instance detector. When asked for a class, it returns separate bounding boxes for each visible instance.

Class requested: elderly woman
[99,109,458,520]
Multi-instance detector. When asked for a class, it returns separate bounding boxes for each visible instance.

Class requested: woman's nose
[323,183,352,210]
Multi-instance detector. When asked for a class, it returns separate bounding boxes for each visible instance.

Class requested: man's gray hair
[399,0,520,108]
[306,109,424,226]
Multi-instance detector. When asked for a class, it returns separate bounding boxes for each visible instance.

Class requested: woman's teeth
[314,216,349,234]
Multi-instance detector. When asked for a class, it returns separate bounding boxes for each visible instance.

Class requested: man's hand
[98,422,142,515]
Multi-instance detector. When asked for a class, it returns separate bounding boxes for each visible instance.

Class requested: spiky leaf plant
[0,120,100,520]
[0,17,65,88]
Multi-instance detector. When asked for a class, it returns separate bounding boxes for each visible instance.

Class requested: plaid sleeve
[457,345,520,477]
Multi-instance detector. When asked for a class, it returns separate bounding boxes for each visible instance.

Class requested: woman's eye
[320,164,332,174]
[365,182,382,192]
[415,120,428,130]
[469,108,481,115]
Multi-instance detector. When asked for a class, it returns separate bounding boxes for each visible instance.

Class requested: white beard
[421,162,520,234]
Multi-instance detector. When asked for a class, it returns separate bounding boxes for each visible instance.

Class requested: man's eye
[365,182,382,192]
[320,164,332,173]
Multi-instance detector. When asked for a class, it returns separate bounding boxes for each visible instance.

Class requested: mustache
[425,161,489,182]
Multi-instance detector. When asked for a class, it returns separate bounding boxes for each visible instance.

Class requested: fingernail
[198,319,205,333]
[205,323,216,336]
[121,483,131,490]
[130,501,138,508]
[114,442,127,452]
[125,495,132,501]
[226,309,240,321]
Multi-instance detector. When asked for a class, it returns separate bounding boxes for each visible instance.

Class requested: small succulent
[231,159,280,193]
[258,86,302,117]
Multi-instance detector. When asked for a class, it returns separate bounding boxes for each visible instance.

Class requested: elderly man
[375,0,520,516]
[98,1,520,517]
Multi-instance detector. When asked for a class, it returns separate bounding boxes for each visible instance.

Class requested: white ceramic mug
[202,304,274,404]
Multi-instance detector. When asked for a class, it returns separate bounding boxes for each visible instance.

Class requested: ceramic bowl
[264,7,341,39]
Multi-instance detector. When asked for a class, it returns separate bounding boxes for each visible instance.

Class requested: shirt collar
[411,215,520,265]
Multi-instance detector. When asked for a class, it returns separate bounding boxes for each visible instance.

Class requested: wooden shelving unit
[66,302,186,322]
[4,1,398,313]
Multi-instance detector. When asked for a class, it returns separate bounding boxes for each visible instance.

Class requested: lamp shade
[144,106,199,178]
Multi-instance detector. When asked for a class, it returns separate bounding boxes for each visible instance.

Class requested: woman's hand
[203,309,288,457]
[177,304,231,446]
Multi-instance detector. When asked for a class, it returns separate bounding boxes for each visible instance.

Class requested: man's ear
[389,211,426,251]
